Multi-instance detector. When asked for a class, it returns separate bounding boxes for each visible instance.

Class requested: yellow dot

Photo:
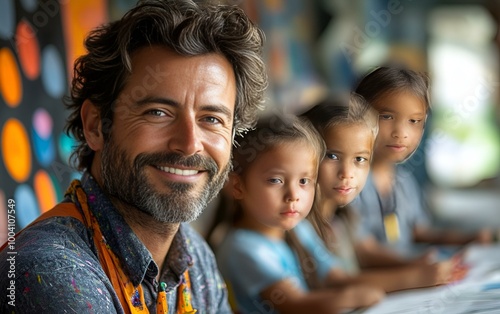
[0,48,23,107]
[2,119,31,182]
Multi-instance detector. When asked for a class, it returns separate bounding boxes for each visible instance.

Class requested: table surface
[351,244,500,314]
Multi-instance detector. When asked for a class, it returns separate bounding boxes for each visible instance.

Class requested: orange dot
[0,48,23,107]
[61,0,107,81]
[1,119,31,182]
[34,170,57,213]
[264,0,284,12]
[16,20,40,80]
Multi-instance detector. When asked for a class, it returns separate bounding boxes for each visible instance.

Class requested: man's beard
[100,139,230,223]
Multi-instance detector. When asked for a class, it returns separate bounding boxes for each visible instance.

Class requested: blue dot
[41,45,66,99]
[20,0,38,12]
[32,128,55,167]
[15,184,40,228]
[58,132,76,165]
[0,0,15,39]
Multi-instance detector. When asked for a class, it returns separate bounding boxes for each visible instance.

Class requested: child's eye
[299,178,310,185]
[355,157,368,163]
[379,114,393,120]
[326,153,338,160]
[268,178,282,184]
[409,119,422,124]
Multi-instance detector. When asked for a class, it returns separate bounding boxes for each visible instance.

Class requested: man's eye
[148,110,166,117]
[202,116,223,124]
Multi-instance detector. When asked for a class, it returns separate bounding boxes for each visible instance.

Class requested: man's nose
[167,115,203,156]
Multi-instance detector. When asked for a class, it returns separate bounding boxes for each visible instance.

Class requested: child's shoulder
[219,228,285,255]
[293,220,315,236]
[395,165,420,188]
[293,220,325,247]
[217,228,293,270]
[353,173,378,203]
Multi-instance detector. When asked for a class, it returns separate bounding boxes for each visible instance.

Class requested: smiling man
[0,0,267,313]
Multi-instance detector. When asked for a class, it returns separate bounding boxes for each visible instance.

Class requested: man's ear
[81,99,104,151]
[229,173,245,200]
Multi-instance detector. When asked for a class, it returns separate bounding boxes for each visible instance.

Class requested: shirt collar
[80,172,193,287]
[160,224,195,287]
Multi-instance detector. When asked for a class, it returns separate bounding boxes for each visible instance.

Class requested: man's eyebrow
[135,97,179,107]
[200,104,233,121]
[134,97,233,120]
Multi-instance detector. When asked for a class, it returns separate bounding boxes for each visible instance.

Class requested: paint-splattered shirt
[0,172,231,314]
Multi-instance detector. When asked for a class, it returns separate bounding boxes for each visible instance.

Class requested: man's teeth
[158,166,199,176]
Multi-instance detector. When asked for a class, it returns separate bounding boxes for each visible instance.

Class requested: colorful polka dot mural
[0,1,108,239]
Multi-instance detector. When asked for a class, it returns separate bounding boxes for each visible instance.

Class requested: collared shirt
[0,172,231,314]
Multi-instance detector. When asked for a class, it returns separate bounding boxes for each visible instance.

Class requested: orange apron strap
[33,203,84,224]
[0,203,84,251]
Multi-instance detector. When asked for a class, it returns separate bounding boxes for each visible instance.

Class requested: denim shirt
[0,172,231,314]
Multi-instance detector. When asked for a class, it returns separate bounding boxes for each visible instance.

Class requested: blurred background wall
[2,0,500,243]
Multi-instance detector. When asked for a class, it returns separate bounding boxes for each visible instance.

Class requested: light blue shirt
[351,166,430,257]
[216,220,339,314]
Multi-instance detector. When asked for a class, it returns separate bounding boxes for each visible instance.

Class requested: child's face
[318,123,374,207]
[372,91,426,163]
[233,141,318,233]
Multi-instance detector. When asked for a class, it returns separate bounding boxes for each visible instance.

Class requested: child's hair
[303,92,379,140]
[301,93,379,254]
[354,66,431,113]
[232,114,325,176]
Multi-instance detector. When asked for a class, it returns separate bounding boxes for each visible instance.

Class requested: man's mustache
[133,152,219,177]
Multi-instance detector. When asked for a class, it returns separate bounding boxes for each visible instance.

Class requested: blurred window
[426,5,500,187]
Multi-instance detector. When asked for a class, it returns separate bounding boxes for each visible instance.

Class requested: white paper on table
[358,245,500,314]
